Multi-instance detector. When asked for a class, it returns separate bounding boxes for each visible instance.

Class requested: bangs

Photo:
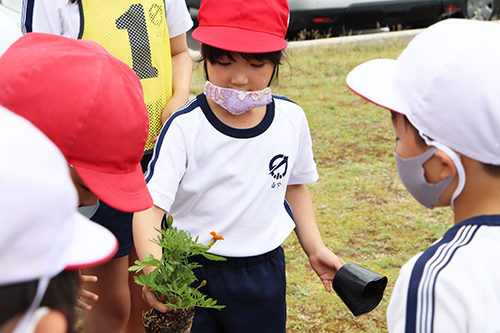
[199,44,284,85]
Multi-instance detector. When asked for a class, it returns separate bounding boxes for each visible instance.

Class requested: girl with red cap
[134,0,345,331]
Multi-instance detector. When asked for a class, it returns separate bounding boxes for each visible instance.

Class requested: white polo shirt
[146,94,319,257]
[387,215,500,333]
[0,11,21,56]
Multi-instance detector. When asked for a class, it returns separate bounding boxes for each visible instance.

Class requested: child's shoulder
[171,96,201,115]
[273,94,298,106]
[272,95,304,113]
[272,94,308,120]
[405,215,500,286]
[164,96,204,127]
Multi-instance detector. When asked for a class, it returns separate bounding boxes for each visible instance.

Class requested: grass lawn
[190,36,454,332]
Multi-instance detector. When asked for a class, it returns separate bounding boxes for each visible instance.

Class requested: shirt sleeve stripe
[145,97,197,183]
[405,224,478,333]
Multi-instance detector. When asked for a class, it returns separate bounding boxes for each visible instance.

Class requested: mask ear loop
[419,132,466,211]
[12,277,50,333]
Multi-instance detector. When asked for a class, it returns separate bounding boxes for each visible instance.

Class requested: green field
[190,37,454,332]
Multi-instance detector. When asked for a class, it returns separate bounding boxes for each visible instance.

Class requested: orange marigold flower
[210,231,224,241]
[207,231,224,247]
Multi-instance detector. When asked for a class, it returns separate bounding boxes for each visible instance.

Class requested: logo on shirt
[269,154,288,180]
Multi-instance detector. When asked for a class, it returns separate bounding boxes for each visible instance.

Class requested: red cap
[192,0,289,53]
[0,33,153,213]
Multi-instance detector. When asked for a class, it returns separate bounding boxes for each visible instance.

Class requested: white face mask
[394,140,465,210]
[78,201,100,219]
[203,81,273,115]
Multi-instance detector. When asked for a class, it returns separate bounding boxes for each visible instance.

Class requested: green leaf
[202,253,227,261]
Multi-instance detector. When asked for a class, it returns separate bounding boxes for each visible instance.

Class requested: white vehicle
[186,0,499,36]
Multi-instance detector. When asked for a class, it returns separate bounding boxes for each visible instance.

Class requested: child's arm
[285,184,345,292]
[161,33,192,123]
[133,205,173,312]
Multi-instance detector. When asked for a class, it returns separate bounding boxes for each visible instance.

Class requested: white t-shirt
[0,11,22,56]
[22,0,192,38]
[146,94,319,257]
[387,215,500,333]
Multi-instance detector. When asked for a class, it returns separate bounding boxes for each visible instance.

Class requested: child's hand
[308,247,345,292]
[76,272,98,311]
[142,286,175,313]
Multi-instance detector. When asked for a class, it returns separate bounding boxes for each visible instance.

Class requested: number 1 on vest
[116,4,159,80]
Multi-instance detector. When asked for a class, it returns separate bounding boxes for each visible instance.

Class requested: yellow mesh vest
[80,0,172,150]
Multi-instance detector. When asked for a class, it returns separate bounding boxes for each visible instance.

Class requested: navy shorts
[90,150,154,258]
[91,201,133,258]
[189,247,287,333]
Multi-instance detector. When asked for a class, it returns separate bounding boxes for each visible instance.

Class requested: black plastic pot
[333,263,388,317]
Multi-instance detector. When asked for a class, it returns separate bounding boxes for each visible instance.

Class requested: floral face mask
[203,81,273,115]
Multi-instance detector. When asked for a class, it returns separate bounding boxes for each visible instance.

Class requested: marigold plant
[129,214,226,309]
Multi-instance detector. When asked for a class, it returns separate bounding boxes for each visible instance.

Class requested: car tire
[462,0,500,20]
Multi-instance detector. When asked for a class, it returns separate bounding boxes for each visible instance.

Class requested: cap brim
[346,59,408,116]
[192,26,288,53]
[65,213,118,270]
[74,163,153,213]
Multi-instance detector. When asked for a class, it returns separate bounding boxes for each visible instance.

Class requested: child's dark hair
[199,44,284,85]
[483,163,500,177]
[390,111,500,177]
[0,270,78,332]
[390,111,427,148]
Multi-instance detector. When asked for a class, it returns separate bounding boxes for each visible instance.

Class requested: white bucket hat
[346,18,500,165]
[0,105,118,330]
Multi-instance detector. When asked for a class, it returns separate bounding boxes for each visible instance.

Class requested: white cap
[0,11,21,56]
[0,106,118,286]
[346,19,500,165]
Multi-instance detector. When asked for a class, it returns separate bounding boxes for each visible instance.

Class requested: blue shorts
[189,247,287,333]
[90,150,154,258]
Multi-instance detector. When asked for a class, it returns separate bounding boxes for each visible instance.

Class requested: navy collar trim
[451,214,500,230]
[197,93,274,139]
